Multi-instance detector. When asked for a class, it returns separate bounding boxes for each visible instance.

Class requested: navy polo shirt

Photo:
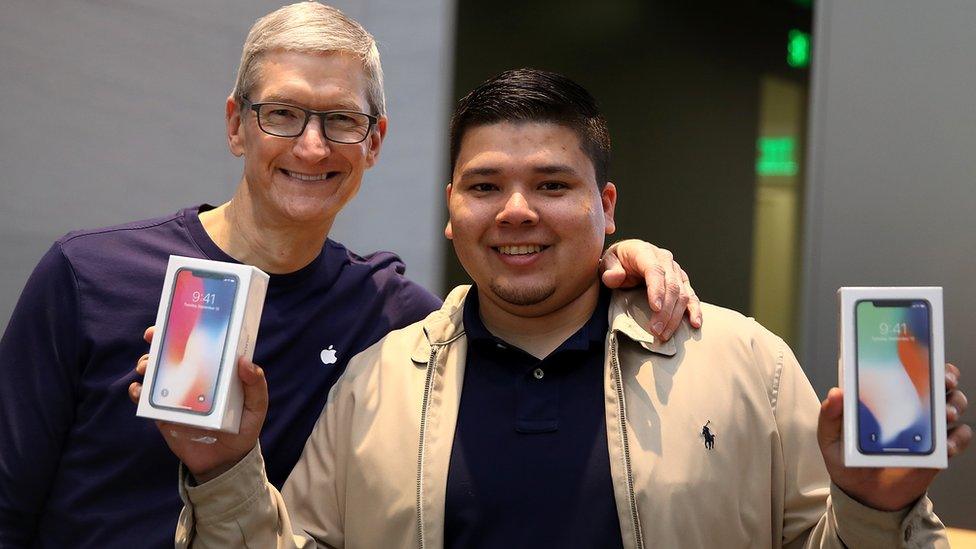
[445,287,623,548]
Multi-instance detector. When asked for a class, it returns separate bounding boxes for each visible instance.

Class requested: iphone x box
[137,256,269,433]
[838,287,946,468]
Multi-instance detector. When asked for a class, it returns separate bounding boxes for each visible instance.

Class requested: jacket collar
[608,289,678,357]
[411,285,470,363]
[411,285,677,363]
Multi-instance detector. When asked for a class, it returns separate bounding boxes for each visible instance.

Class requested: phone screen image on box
[855,299,933,454]
[150,268,238,415]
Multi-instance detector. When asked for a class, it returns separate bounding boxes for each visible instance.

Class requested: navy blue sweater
[0,206,441,548]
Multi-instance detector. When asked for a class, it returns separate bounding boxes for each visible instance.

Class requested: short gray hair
[233,2,385,115]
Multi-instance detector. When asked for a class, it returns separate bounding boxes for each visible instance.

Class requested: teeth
[498,245,544,255]
[284,170,330,182]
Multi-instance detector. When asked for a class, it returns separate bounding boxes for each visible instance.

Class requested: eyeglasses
[243,99,378,144]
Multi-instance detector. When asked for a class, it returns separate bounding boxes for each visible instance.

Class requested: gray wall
[802,0,975,529]
[0,0,453,333]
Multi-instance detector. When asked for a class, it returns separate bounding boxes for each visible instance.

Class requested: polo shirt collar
[462,286,610,353]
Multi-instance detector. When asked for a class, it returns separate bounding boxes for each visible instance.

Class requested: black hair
[449,68,611,187]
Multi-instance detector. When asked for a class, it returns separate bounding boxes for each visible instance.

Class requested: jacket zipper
[611,334,644,549]
[415,345,439,549]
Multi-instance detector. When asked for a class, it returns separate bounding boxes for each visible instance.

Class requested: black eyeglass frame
[242,98,379,144]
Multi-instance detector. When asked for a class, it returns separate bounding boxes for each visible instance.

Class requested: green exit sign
[757,137,798,176]
[787,30,811,68]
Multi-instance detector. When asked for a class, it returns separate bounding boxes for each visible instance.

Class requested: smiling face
[226,50,386,226]
[446,121,616,317]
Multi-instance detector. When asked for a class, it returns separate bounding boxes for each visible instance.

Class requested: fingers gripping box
[137,256,268,433]
[838,287,946,468]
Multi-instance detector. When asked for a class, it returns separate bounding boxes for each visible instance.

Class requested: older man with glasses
[0,3,700,548]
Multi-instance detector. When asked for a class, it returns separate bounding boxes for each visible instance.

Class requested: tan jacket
[177,287,947,548]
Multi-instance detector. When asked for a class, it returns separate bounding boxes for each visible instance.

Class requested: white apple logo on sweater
[320,345,338,365]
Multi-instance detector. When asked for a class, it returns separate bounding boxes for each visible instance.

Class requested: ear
[226,95,245,157]
[601,182,617,235]
[444,183,454,240]
[364,115,388,169]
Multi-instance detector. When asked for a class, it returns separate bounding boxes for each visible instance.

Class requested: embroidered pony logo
[701,421,716,450]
